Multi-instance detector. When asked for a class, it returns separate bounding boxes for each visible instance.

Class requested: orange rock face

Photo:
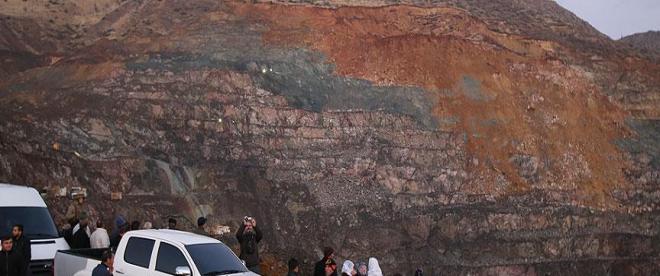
[233,3,633,206]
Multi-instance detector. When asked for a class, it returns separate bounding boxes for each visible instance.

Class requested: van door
[151,241,194,276]
[114,237,156,276]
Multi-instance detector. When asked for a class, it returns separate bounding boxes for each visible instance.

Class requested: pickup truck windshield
[0,207,59,239]
[185,243,248,275]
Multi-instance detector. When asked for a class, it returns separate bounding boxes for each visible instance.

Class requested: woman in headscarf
[341,260,356,276]
[367,257,382,276]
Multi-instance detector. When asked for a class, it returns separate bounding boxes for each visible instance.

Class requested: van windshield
[0,207,59,239]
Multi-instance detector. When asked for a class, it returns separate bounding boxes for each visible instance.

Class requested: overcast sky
[554,0,660,39]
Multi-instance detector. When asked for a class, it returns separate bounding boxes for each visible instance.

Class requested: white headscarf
[342,260,355,275]
[367,257,382,276]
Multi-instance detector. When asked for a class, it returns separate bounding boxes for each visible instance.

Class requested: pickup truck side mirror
[175,266,192,276]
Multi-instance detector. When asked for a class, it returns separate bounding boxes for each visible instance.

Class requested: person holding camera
[236,216,263,274]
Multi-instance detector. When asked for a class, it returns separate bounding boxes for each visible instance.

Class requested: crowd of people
[234,216,415,276]
[62,213,180,251]
[59,194,179,251]
[3,193,415,276]
[287,247,391,276]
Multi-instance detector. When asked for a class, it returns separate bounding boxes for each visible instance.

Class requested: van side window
[156,242,190,275]
[124,237,155,268]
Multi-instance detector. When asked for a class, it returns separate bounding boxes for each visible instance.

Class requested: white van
[0,183,70,275]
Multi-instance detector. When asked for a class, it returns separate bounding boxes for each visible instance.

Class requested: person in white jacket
[367,257,382,276]
[90,219,110,249]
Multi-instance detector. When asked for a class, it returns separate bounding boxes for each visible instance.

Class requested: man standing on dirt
[11,225,30,274]
[236,216,263,274]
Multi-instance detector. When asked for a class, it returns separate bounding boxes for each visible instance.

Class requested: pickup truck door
[114,237,156,276]
[151,241,195,276]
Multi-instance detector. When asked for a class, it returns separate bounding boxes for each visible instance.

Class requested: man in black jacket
[236,216,263,274]
[11,225,30,274]
[71,212,91,249]
[1,235,25,276]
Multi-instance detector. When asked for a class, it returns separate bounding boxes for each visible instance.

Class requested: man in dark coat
[71,212,91,249]
[0,235,25,276]
[110,222,129,250]
[314,247,338,276]
[11,225,30,274]
[91,250,114,276]
[236,216,263,274]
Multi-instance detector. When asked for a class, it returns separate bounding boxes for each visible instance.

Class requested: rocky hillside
[620,31,660,60]
[1,0,659,275]
[0,0,124,76]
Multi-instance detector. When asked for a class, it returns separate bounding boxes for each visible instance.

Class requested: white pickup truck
[54,229,259,276]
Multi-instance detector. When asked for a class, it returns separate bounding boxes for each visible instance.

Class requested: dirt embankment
[232,3,631,207]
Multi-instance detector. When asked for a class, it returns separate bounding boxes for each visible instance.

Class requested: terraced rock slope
[1,0,659,275]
